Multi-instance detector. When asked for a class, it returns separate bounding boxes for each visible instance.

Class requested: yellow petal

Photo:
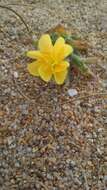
[27,61,42,76]
[40,53,52,64]
[39,64,52,82]
[54,37,65,49]
[27,51,41,59]
[38,34,53,53]
[53,37,65,60]
[63,44,73,58]
[54,69,68,85]
[54,61,70,72]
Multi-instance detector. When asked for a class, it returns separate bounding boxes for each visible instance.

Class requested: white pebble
[68,89,78,97]
[13,71,18,78]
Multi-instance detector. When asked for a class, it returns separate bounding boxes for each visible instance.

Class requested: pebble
[7,137,14,146]
[19,104,29,115]
[11,91,17,96]
[4,88,11,94]
[67,89,78,97]
[13,71,19,78]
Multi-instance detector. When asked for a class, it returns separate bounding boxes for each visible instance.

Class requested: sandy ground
[0,0,107,189]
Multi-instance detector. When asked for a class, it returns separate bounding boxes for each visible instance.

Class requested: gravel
[0,0,107,189]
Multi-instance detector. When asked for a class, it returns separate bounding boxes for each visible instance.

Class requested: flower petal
[38,34,53,53]
[53,37,65,60]
[27,61,41,76]
[39,64,52,82]
[27,51,41,59]
[63,44,73,58]
[54,69,68,85]
[54,61,70,72]
[54,37,65,49]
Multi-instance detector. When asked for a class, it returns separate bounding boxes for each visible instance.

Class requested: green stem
[71,53,93,75]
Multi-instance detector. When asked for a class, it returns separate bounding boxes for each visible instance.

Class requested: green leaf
[50,32,59,45]
[71,54,94,76]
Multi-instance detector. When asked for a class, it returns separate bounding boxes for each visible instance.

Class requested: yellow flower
[27,34,73,84]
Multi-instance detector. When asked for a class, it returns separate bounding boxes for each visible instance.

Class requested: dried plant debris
[0,0,107,190]
[47,24,89,51]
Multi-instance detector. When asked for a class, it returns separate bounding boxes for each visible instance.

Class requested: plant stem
[71,53,93,76]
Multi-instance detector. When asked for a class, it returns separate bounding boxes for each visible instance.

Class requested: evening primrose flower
[27,34,73,84]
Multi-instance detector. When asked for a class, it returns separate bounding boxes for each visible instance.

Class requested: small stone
[13,71,19,78]
[104,175,107,181]
[11,91,16,96]
[15,162,20,167]
[47,173,53,180]
[32,34,37,40]
[4,88,11,94]
[19,104,28,115]
[94,107,101,113]
[4,69,8,73]
[7,137,13,145]
[68,89,78,97]
[32,147,38,153]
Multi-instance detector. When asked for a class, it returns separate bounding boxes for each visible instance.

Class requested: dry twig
[0,5,31,34]
[72,92,107,102]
